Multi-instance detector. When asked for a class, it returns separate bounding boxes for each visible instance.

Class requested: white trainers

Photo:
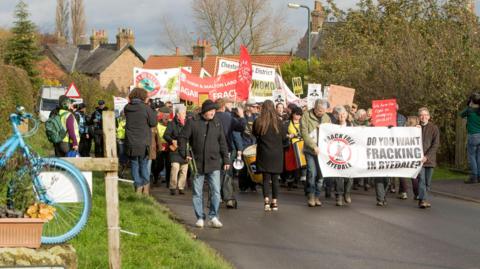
[208,217,223,228]
[195,219,204,228]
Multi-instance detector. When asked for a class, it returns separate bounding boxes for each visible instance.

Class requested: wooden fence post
[455,117,468,170]
[103,111,121,269]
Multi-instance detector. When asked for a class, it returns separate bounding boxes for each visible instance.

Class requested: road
[151,187,480,269]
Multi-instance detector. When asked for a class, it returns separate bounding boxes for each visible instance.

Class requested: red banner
[179,69,247,103]
[236,45,252,100]
[371,99,397,127]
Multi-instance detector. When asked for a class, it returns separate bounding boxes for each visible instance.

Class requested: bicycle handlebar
[10,111,39,137]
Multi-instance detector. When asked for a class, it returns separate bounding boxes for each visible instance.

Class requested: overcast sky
[0,0,478,58]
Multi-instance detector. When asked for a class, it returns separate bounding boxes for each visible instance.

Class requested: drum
[243,144,263,184]
[293,140,307,168]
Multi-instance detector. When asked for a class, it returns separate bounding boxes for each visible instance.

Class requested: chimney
[90,29,108,50]
[311,1,326,33]
[116,28,135,50]
[192,39,211,60]
[175,47,180,56]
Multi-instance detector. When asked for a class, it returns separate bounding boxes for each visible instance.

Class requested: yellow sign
[292,77,303,95]
[198,93,209,105]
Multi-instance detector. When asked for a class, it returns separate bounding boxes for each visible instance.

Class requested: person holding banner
[178,100,230,228]
[417,107,440,209]
[301,99,331,207]
[332,106,354,206]
[253,100,288,211]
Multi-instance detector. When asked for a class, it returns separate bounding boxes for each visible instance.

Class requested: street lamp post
[288,3,311,69]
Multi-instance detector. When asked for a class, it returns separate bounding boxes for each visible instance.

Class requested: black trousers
[93,131,104,157]
[79,134,92,157]
[54,142,70,157]
[151,151,171,186]
[262,173,279,200]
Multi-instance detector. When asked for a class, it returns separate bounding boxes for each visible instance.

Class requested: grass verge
[71,174,233,269]
[432,166,468,181]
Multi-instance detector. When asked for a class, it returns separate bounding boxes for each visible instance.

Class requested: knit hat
[59,95,72,108]
[201,99,218,114]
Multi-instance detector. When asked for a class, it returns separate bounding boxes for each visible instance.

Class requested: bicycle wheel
[31,158,92,244]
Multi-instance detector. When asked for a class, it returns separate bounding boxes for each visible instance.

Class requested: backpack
[45,111,68,144]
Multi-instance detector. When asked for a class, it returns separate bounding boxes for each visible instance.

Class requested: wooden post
[103,111,120,269]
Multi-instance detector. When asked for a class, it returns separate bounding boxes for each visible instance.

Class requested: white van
[38,86,83,122]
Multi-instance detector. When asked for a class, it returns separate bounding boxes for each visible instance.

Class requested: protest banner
[217,58,276,102]
[133,67,182,102]
[275,73,307,107]
[113,96,128,117]
[307,83,322,109]
[292,77,303,95]
[236,45,252,100]
[327,84,355,111]
[317,124,423,178]
[272,89,286,106]
[179,69,242,103]
[372,99,397,127]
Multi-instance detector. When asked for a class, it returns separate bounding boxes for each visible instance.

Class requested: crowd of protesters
[51,87,451,229]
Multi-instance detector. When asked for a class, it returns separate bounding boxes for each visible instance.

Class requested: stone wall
[0,244,77,268]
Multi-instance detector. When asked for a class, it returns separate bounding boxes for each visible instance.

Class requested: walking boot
[344,193,352,204]
[464,176,478,184]
[307,194,316,207]
[418,200,428,209]
[336,195,344,206]
[314,197,322,206]
[135,186,143,194]
[142,184,150,195]
[170,189,176,195]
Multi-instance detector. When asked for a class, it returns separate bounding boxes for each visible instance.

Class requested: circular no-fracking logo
[135,72,160,96]
[325,133,356,170]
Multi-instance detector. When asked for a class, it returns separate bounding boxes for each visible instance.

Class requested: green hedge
[0,64,34,141]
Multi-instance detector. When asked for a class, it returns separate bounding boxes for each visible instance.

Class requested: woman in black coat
[253,100,287,211]
[163,104,189,195]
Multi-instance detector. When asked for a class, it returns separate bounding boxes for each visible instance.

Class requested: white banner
[272,89,286,106]
[133,67,189,103]
[317,124,423,178]
[217,58,276,102]
[113,96,128,117]
[307,84,322,109]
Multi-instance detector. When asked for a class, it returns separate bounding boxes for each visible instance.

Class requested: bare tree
[55,0,69,41]
[159,16,193,55]
[160,0,292,55]
[71,0,85,45]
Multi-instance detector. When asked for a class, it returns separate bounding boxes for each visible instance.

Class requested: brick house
[40,28,144,93]
[143,40,292,76]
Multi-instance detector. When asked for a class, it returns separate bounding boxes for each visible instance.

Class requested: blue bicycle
[0,107,91,244]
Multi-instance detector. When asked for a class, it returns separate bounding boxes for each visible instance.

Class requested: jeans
[130,156,150,188]
[467,133,480,178]
[305,153,323,197]
[192,170,221,220]
[375,178,390,202]
[334,178,353,196]
[418,167,433,201]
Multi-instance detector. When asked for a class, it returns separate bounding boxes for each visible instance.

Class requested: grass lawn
[71,174,232,269]
[432,166,468,181]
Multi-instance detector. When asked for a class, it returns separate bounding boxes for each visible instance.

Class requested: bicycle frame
[0,113,50,204]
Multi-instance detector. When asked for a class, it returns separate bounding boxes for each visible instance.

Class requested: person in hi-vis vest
[55,95,80,157]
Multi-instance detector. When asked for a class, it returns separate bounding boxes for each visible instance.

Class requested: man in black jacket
[124,88,157,194]
[179,99,230,229]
